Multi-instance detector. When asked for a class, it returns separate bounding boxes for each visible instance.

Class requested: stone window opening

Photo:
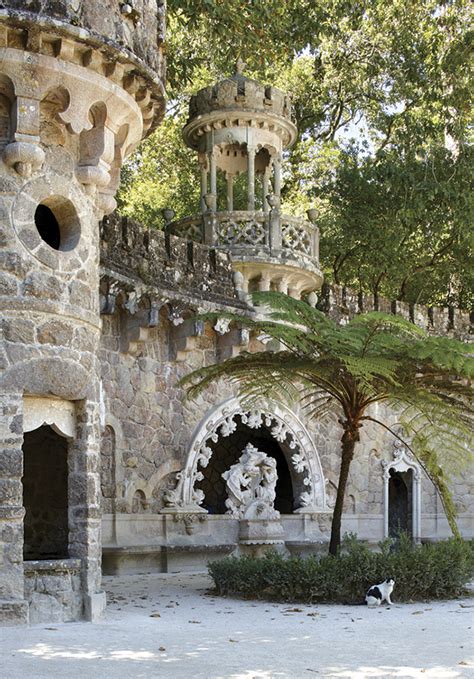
[22,425,69,561]
[34,196,81,252]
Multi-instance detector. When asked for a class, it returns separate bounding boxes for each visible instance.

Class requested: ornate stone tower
[0,1,165,624]
[167,60,322,299]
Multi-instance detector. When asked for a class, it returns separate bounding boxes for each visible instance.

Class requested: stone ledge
[102,544,237,576]
[24,558,82,575]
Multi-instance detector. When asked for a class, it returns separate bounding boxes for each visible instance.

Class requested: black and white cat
[365,578,395,606]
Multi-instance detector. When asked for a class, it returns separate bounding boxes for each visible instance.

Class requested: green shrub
[207,536,474,603]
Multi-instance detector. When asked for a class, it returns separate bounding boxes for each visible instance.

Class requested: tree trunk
[328,428,358,556]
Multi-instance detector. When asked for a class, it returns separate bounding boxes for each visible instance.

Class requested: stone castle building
[0,1,472,625]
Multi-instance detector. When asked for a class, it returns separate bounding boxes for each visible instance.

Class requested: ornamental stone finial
[235,57,246,75]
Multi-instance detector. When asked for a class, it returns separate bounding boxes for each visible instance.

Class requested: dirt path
[1,572,473,678]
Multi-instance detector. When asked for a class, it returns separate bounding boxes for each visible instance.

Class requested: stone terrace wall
[100,213,245,309]
[2,0,166,77]
[318,283,472,340]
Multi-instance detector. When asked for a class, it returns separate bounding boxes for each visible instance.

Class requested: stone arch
[0,358,95,400]
[124,459,182,513]
[163,397,327,513]
[382,442,422,542]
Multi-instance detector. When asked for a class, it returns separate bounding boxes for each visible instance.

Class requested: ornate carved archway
[163,398,327,514]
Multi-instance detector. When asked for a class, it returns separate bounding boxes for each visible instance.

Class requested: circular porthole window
[34,196,81,252]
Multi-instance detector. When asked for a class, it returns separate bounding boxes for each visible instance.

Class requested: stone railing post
[247,146,256,211]
[306,209,319,259]
[267,195,281,254]
[202,194,217,245]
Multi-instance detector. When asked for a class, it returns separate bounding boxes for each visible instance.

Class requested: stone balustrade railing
[166,210,319,266]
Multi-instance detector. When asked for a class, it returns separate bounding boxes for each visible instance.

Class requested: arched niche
[195,414,295,514]
[100,425,116,512]
[382,443,421,542]
[163,397,327,514]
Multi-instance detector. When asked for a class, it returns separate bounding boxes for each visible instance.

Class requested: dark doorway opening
[196,416,294,514]
[388,469,413,537]
[22,425,69,560]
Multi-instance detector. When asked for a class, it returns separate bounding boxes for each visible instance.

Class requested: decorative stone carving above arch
[162,397,327,515]
[23,396,76,440]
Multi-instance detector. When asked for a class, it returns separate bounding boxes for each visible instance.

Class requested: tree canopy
[118,0,473,309]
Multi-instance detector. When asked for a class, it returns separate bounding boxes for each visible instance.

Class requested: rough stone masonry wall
[100,313,473,548]
[100,213,242,306]
[0,0,165,624]
[99,214,473,555]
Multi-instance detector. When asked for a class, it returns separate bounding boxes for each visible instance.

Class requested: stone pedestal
[239,518,285,546]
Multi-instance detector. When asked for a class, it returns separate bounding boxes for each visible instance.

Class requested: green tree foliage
[118,0,473,307]
[181,292,474,555]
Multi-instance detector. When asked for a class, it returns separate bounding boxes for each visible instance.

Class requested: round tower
[168,60,322,299]
[0,1,165,624]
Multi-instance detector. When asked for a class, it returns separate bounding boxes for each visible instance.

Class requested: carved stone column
[247,146,256,210]
[226,172,234,211]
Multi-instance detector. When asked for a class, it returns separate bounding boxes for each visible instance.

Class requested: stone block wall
[0,0,166,625]
[24,559,82,624]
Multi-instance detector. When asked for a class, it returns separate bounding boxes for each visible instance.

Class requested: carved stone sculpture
[222,443,280,520]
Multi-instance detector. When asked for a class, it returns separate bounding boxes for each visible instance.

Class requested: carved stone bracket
[173,513,207,535]
[3,94,45,177]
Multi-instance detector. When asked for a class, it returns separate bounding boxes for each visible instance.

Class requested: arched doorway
[196,415,294,514]
[22,425,69,560]
[382,443,421,542]
[388,469,413,537]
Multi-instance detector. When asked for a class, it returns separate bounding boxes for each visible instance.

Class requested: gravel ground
[1,571,473,679]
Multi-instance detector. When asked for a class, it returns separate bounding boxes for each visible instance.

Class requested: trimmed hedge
[208,534,474,603]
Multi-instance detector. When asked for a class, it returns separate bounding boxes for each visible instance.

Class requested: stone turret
[0,1,165,625]
[167,60,322,300]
